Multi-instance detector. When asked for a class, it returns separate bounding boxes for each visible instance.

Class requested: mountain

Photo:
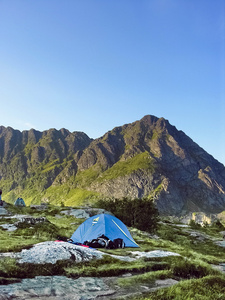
[0,115,225,216]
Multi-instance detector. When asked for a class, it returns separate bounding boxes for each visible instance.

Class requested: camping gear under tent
[70,213,139,248]
[14,197,26,207]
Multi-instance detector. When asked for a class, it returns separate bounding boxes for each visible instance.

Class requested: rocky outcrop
[0,275,179,300]
[0,276,116,300]
[78,115,225,216]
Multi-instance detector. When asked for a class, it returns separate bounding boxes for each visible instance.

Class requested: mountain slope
[0,126,92,203]
[0,116,225,216]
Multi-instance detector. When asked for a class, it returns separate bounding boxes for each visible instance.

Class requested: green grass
[97,152,156,182]
[155,223,225,263]
[65,256,170,278]
[27,184,101,207]
[0,257,73,280]
[75,164,102,187]
[0,205,80,252]
[64,188,100,206]
[118,270,173,287]
[0,228,42,253]
[137,275,225,300]
[117,256,220,288]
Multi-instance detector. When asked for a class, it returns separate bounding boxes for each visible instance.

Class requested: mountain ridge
[0,115,225,216]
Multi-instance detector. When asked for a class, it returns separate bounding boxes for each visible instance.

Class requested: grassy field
[0,204,225,299]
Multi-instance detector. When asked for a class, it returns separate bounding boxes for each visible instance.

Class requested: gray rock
[62,208,90,219]
[61,208,112,219]
[150,278,179,291]
[0,224,17,231]
[18,241,103,264]
[0,208,9,216]
[0,252,21,259]
[0,276,115,300]
[216,240,225,248]
[212,263,225,273]
[0,244,181,264]
[1,215,50,228]
[0,294,12,300]
[30,203,49,211]
[15,216,49,226]
[130,250,180,259]
[219,231,225,237]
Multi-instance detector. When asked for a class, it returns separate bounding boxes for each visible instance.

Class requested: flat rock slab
[0,208,9,216]
[131,250,180,259]
[0,224,17,231]
[151,278,179,291]
[0,276,179,300]
[18,241,103,264]
[0,276,116,300]
[216,240,225,248]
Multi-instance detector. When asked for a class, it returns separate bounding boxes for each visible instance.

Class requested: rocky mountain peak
[0,115,225,217]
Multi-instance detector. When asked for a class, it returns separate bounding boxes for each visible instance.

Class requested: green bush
[97,197,159,233]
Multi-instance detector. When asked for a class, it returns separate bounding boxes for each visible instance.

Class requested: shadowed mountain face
[0,115,225,216]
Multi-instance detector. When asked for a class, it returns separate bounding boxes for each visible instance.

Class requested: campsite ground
[1,204,225,299]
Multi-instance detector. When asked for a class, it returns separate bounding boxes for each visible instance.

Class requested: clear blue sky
[0,1,225,165]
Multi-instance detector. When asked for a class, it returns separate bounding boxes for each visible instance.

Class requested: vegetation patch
[0,257,73,279]
[97,197,159,233]
[137,275,225,300]
[117,255,220,288]
[97,152,156,182]
[75,164,102,187]
[65,256,170,278]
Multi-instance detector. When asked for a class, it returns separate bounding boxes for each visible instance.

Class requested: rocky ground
[0,275,180,300]
[1,205,225,299]
[0,240,181,299]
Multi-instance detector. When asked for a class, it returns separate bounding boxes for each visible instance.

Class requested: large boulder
[18,241,103,264]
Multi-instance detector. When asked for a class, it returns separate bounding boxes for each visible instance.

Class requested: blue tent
[14,197,26,207]
[71,213,139,248]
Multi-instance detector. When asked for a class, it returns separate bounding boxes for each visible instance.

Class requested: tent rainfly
[70,213,139,248]
[14,197,26,207]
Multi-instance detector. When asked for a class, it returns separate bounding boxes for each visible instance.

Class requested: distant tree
[97,197,159,233]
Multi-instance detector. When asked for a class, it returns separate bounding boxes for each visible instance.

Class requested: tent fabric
[71,213,139,248]
[14,197,26,207]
